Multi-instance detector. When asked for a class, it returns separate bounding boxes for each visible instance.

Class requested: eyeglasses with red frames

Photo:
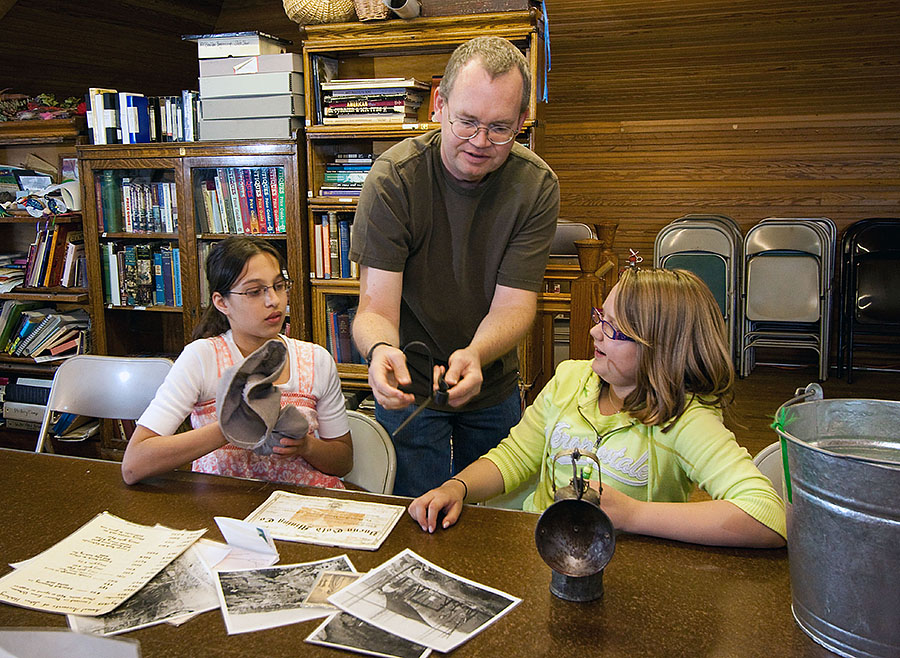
[591,307,635,342]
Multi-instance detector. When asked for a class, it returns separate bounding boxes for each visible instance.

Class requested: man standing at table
[350,36,560,497]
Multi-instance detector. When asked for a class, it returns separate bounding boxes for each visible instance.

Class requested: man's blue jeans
[376,388,522,497]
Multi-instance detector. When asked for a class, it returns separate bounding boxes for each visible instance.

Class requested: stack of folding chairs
[837,217,900,382]
[654,213,742,363]
[739,217,836,380]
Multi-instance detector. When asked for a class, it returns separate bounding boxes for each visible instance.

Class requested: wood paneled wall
[2,0,224,98]
[544,0,900,259]
[3,0,899,262]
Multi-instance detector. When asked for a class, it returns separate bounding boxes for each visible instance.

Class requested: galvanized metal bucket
[774,384,900,658]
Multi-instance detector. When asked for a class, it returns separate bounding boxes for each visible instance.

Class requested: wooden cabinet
[301,10,547,387]
[76,140,310,456]
[0,118,92,451]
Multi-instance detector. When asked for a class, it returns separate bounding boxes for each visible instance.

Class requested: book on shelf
[2,400,45,424]
[276,168,286,233]
[338,216,352,278]
[322,113,418,125]
[3,376,51,405]
[328,213,340,279]
[22,309,89,358]
[313,216,324,279]
[318,186,361,198]
[5,307,53,355]
[320,78,429,91]
[259,167,275,233]
[160,247,176,306]
[152,250,165,305]
[323,171,368,184]
[309,54,339,125]
[0,302,40,352]
[173,247,182,307]
[59,232,85,288]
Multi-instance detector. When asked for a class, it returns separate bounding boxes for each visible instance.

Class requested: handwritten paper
[243,490,404,551]
[0,512,205,616]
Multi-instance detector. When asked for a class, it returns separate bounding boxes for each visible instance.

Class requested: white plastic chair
[753,441,785,501]
[35,355,173,453]
[344,410,397,494]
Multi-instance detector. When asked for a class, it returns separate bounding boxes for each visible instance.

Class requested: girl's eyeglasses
[228,280,292,300]
[591,307,635,342]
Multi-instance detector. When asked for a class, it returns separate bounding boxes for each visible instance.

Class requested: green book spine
[100,170,123,232]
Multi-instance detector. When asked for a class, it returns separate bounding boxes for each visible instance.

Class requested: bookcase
[0,118,93,451]
[301,10,547,388]
[77,140,311,365]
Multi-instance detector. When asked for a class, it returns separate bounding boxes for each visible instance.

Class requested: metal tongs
[391,341,449,439]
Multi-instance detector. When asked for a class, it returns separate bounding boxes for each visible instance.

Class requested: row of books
[0,303,90,360]
[324,298,364,365]
[1,376,50,431]
[313,211,356,280]
[318,153,374,199]
[100,242,182,308]
[0,253,26,293]
[21,224,86,289]
[320,78,428,125]
[96,171,179,234]
[85,87,201,145]
[195,166,286,235]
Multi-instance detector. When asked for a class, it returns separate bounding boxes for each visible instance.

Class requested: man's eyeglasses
[592,307,635,342]
[228,280,292,300]
[447,112,518,145]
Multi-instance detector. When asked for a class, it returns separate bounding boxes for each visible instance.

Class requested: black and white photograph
[302,570,362,608]
[67,544,219,636]
[306,612,431,658]
[328,549,520,653]
[215,555,355,634]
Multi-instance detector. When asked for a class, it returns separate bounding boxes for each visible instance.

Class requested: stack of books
[195,166,286,235]
[313,210,356,280]
[21,223,86,289]
[320,78,428,125]
[95,171,178,234]
[318,153,373,199]
[0,305,89,361]
[183,31,304,141]
[2,377,51,431]
[0,253,26,293]
[100,243,182,308]
[85,88,200,144]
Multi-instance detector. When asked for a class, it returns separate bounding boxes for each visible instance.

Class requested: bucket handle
[771,383,824,503]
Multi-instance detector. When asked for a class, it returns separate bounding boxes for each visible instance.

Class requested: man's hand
[367,345,416,409]
[443,347,484,407]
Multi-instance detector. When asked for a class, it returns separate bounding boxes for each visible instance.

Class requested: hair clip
[621,248,643,272]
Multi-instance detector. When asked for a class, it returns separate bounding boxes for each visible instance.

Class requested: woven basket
[283,0,357,25]
[354,0,390,21]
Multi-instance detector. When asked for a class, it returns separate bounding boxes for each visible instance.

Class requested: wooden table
[0,449,832,657]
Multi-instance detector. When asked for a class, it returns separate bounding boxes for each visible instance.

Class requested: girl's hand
[593,482,638,532]
[408,480,467,533]
[272,432,312,458]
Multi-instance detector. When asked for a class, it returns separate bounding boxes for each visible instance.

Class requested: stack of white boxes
[188,31,305,140]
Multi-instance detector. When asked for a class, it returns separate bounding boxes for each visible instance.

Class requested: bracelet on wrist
[365,341,393,365]
[448,477,468,501]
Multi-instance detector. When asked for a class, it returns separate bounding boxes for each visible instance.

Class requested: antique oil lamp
[534,448,616,602]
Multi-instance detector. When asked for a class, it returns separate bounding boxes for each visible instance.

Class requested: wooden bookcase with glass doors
[301,10,547,389]
[77,140,309,453]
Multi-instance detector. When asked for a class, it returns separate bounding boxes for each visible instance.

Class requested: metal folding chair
[35,354,173,453]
